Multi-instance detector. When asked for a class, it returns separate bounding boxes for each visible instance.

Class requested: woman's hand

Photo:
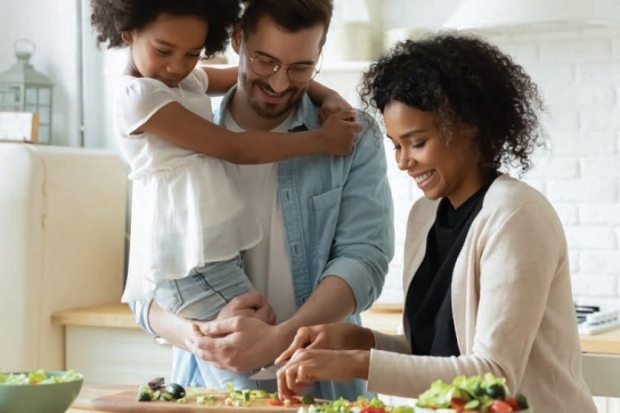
[275,323,374,365]
[277,349,370,399]
[318,111,362,156]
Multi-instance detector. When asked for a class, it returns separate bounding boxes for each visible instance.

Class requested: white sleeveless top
[114,68,262,302]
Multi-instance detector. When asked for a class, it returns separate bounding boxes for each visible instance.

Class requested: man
[130,0,393,400]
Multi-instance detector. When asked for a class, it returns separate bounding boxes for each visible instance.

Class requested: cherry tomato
[268,399,284,406]
[358,408,387,413]
[488,400,514,413]
[289,398,301,405]
[450,397,467,412]
[505,397,520,410]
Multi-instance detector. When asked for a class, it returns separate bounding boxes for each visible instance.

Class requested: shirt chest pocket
[310,186,343,258]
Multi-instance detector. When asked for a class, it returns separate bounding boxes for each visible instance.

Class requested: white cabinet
[0,143,127,372]
[65,326,172,385]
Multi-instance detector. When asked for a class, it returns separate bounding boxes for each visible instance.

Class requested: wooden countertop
[52,302,620,355]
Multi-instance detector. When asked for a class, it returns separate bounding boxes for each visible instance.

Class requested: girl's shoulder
[116,75,173,104]
[185,67,209,93]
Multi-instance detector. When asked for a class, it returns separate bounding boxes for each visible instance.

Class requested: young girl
[90,0,360,326]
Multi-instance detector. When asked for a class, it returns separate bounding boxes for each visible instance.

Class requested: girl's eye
[156,49,171,56]
[392,145,401,151]
[188,53,201,58]
[412,140,426,149]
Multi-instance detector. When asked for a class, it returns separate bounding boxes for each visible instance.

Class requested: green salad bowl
[0,371,83,413]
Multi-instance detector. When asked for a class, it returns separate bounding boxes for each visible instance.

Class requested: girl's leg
[153,254,253,321]
[154,255,274,390]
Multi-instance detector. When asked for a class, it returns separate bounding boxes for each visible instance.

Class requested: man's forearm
[282,276,356,333]
[148,301,194,350]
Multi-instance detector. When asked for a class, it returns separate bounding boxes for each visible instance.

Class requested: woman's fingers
[277,350,319,399]
[275,327,313,364]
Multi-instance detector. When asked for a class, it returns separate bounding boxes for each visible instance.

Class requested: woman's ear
[121,31,134,45]
[231,26,242,54]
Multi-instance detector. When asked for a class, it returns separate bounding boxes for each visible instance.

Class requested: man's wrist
[277,318,304,352]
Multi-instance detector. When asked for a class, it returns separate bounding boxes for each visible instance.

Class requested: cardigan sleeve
[367,201,561,398]
[372,331,410,354]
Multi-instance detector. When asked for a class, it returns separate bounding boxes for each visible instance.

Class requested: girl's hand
[318,111,362,156]
[318,93,354,125]
[275,323,374,365]
[277,349,370,399]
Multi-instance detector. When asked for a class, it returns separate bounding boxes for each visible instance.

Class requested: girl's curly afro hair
[360,34,544,174]
[91,0,241,58]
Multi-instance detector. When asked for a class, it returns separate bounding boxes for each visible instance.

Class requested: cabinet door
[66,326,172,384]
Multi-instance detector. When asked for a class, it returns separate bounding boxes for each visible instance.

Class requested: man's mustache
[254,81,298,96]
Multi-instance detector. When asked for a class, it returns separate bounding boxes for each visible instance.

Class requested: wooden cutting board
[73,384,310,412]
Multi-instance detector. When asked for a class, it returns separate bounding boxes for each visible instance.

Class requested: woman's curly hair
[360,34,544,174]
[91,0,241,58]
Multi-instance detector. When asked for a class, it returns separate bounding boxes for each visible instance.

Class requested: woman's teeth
[414,171,434,184]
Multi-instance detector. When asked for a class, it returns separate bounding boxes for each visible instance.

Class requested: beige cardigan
[367,175,596,412]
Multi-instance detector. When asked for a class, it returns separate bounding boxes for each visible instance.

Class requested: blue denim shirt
[130,87,394,400]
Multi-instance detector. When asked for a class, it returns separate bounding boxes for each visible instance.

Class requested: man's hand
[277,349,370,399]
[185,316,295,373]
[217,292,276,325]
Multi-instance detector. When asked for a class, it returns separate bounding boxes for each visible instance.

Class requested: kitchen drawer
[65,326,172,385]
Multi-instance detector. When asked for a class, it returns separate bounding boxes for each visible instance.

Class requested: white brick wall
[372,16,620,311]
[490,29,620,311]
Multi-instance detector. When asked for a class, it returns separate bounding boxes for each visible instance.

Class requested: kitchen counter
[52,302,620,355]
[55,302,620,400]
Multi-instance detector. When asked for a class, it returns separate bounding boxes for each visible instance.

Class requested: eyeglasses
[242,40,320,84]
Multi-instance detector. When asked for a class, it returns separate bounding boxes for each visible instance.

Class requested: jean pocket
[310,186,343,257]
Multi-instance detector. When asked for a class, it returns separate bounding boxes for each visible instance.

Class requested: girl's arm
[138,102,360,164]
[308,81,354,124]
[202,66,238,95]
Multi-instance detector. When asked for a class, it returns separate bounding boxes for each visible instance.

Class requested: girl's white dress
[114,68,261,302]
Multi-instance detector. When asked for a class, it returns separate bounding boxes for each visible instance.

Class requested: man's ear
[231,26,242,55]
[121,31,134,45]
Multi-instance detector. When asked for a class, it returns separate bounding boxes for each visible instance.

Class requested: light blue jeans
[153,255,270,390]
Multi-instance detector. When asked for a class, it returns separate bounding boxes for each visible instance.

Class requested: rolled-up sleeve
[127,299,157,336]
[321,112,395,314]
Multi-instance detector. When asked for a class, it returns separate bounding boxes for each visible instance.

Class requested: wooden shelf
[52,302,137,329]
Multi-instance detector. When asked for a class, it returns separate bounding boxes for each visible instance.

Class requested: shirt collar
[213,85,320,131]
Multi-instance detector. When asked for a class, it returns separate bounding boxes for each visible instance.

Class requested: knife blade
[248,361,287,381]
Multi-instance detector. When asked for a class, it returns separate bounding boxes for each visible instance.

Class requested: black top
[404,177,496,357]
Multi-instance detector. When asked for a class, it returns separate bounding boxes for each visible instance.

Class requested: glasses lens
[288,65,318,83]
[251,56,279,76]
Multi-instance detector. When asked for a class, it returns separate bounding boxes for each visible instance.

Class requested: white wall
[0,0,80,147]
[378,3,620,314]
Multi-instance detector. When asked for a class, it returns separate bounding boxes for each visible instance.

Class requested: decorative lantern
[0,39,54,144]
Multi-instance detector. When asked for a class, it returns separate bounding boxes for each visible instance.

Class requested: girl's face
[122,14,207,87]
[383,101,485,208]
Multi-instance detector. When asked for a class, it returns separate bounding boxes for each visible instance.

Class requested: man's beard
[244,77,305,119]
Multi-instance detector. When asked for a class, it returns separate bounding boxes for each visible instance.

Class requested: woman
[275,34,596,412]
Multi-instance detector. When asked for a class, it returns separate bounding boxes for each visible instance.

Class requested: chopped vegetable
[0,369,81,385]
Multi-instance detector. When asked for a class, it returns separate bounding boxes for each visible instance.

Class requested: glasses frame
[241,38,322,84]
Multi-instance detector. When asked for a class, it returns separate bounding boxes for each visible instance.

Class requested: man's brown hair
[241,0,334,47]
